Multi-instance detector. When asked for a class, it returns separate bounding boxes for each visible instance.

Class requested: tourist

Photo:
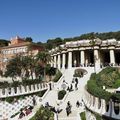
[33,96,36,106]
[70,84,73,91]
[19,109,25,119]
[49,82,52,90]
[75,83,78,90]
[66,106,69,116]
[67,86,70,92]
[76,100,80,108]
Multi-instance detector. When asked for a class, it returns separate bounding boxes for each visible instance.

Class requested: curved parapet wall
[83,90,120,120]
[0,82,51,98]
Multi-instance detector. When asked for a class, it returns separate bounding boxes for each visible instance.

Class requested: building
[0,36,43,71]
[50,38,120,71]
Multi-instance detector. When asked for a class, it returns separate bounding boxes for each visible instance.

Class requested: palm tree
[36,51,51,81]
[45,64,56,81]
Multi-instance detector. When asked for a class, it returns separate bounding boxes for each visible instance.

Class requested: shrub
[0,81,9,88]
[58,90,66,100]
[80,112,86,120]
[22,79,41,86]
[87,67,120,102]
[5,97,14,103]
[37,89,47,97]
[53,70,62,82]
[10,81,21,87]
[30,105,54,120]
[73,69,87,77]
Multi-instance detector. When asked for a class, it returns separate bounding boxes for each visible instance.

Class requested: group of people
[19,96,36,119]
[19,105,33,119]
[45,102,63,114]
[66,77,79,92]
[66,101,72,116]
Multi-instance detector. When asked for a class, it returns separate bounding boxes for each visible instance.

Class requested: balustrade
[0,82,49,98]
[84,90,120,120]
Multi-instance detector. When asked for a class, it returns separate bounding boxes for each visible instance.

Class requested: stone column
[94,49,100,72]
[68,51,72,68]
[62,53,66,69]
[54,55,57,68]
[110,49,115,65]
[81,50,85,66]
[57,54,61,69]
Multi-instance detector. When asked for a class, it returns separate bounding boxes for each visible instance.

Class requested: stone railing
[83,89,120,120]
[0,82,49,98]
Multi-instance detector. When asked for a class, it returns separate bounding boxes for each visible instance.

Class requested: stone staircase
[57,67,95,120]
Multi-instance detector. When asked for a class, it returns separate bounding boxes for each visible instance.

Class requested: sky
[0,0,120,42]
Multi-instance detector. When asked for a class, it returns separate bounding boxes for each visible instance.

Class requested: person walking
[76,100,80,108]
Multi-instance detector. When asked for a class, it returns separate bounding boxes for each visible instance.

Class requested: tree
[36,51,51,81]
[25,37,33,42]
[4,57,21,82]
[45,64,56,81]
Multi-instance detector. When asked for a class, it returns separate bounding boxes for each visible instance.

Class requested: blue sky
[0,0,120,42]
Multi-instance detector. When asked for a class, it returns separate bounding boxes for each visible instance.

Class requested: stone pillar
[81,50,85,66]
[57,54,61,69]
[110,49,115,65]
[54,55,57,68]
[94,49,100,72]
[68,51,72,68]
[62,53,65,69]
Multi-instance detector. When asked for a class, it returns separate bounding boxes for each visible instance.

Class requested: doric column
[57,54,61,69]
[94,49,99,63]
[54,55,57,68]
[62,53,66,69]
[81,50,85,65]
[110,49,115,65]
[94,49,100,72]
[68,50,72,68]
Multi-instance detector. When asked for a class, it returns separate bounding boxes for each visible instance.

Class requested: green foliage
[46,64,56,80]
[73,69,87,77]
[5,97,14,103]
[25,37,33,42]
[114,79,120,88]
[22,79,41,86]
[0,39,9,47]
[80,112,86,120]
[92,67,120,88]
[87,67,120,102]
[0,81,9,88]
[58,90,66,100]
[29,105,54,120]
[37,90,47,97]
[11,81,21,87]
[53,70,62,82]
[38,31,120,50]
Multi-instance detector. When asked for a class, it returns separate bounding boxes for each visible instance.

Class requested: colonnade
[51,48,116,70]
